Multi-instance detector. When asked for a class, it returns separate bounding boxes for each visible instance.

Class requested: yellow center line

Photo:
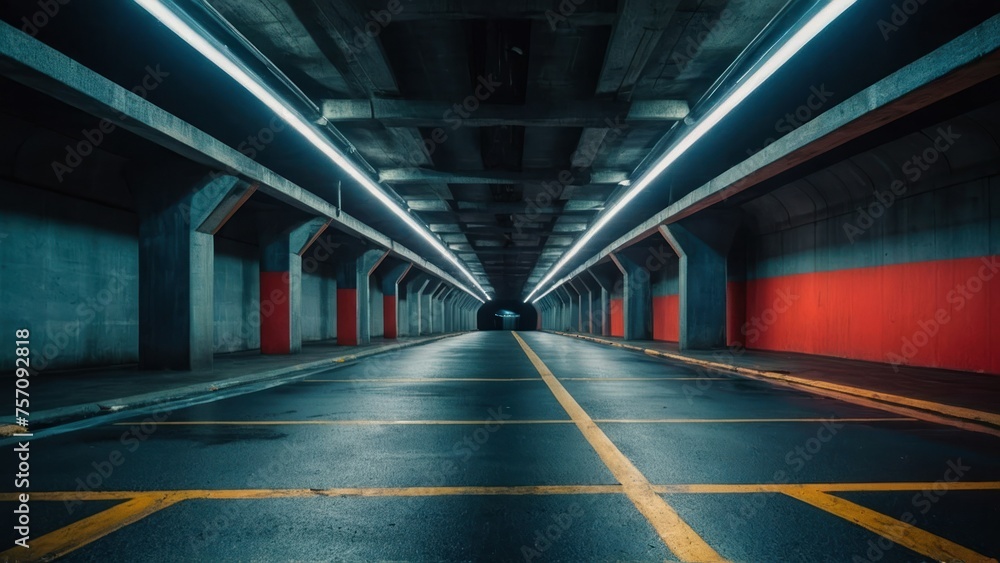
[0,493,181,563]
[6,481,1000,503]
[511,331,726,563]
[560,377,730,381]
[783,488,997,563]
[304,378,541,383]
[650,481,1000,494]
[111,417,914,427]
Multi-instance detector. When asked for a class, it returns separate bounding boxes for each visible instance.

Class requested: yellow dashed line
[511,331,727,563]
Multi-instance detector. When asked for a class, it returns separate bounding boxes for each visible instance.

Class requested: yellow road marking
[511,331,726,563]
[0,485,624,503]
[783,488,997,563]
[0,494,181,563]
[554,331,1000,436]
[304,378,541,383]
[112,417,912,427]
[597,418,914,424]
[113,420,574,426]
[651,481,1000,494]
[6,481,1000,503]
[560,377,730,381]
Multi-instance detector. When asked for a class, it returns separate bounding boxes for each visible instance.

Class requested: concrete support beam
[378,260,412,339]
[565,281,583,333]
[135,171,253,370]
[610,249,652,341]
[322,98,688,128]
[335,248,388,346]
[659,211,740,350]
[419,281,443,336]
[555,286,574,331]
[258,216,330,354]
[405,275,430,337]
[572,277,596,334]
[587,268,615,337]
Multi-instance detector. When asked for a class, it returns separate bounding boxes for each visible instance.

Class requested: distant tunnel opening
[477,300,538,331]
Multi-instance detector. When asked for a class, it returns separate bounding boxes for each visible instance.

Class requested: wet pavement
[3,331,999,562]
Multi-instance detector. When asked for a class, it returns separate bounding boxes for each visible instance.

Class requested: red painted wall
[260,272,291,354]
[745,256,1000,374]
[383,295,397,339]
[337,288,358,346]
[610,298,624,337]
[652,295,679,342]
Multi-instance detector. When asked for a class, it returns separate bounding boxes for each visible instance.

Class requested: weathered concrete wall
[369,276,384,338]
[213,238,260,354]
[301,262,337,342]
[0,181,139,371]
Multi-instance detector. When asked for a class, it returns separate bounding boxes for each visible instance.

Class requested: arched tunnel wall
[730,108,1000,374]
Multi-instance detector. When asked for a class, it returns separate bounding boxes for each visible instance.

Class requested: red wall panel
[337,288,358,346]
[383,295,397,339]
[746,256,1000,374]
[610,298,624,337]
[652,295,680,342]
[259,272,290,354]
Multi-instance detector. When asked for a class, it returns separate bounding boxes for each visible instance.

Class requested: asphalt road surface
[3,331,999,562]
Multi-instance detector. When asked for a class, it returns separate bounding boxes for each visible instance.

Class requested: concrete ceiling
[2,0,997,301]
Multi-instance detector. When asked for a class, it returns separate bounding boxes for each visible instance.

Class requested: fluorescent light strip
[525,0,857,303]
[134,0,489,303]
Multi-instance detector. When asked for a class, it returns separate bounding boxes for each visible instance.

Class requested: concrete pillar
[611,248,652,341]
[431,285,451,334]
[257,217,329,354]
[555,286,573,331]
[378,260,411,339]
[572,276,596,334]
[659,211,740,350]
[587,269,613,337]
[419,280,442,336]
[135,171,255,370]
[567,279,588,333]
[336,248,387,346]
[405,275,430,337]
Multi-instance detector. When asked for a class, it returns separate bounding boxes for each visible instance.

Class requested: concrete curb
[547,330,1000,437]
[9,333,466,434]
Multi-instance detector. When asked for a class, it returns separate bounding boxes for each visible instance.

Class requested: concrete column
[431,285,450,334]
[378,261,411,339]
[555,286,574,331]
[405,275,430,337]
[336,248,388,346]
[135,171,255,370]
[567,279,587,333]
[572,276,596,334]
[659,211,740,350]
[587,269,613,337]
[258,217,329,354]
[611,249,652,341]
[420,280,443,336]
